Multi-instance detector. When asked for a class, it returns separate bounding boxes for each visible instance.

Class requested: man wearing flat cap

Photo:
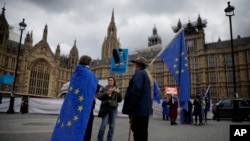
[122,56,152,141]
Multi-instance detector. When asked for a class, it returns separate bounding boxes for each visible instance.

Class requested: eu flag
[153,80,161,104]
[158,29,190,111]
[51,65,98,141]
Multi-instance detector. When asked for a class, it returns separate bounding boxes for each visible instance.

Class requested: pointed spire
[43,24,48,41]
[172,19,182,33]
[1,4,5,15]
[197,14,202,24]
[153,24,157,35]
[55,44,61,60]
[74,40,76,47]
[107,8,117,37]
[111,8,115,23]
[177,19,182,28]
[70,40,78,53]
[56,44,61,53]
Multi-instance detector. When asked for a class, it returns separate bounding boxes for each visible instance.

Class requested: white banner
[28,97,128,117]
[0,97,21,112]
[29,98,63,114]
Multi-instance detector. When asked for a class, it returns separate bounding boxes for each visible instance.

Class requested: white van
[57,80,107,98]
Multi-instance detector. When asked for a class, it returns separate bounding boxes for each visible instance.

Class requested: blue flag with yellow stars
[51,65,98,141]
[158,28,190,111]
[153,80,161,104]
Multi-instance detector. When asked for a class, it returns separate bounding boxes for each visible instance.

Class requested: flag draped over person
[157,28,190,111]
[153,80,161,104]
[51,65,98,141]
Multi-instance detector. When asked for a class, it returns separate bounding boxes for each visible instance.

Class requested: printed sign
[165,87,178,94]
[110,48,128,74]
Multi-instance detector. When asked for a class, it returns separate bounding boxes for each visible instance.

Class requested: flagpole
[204,84,211,97]
[148,28,184,66]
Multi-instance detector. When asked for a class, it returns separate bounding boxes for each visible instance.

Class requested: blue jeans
[97,109,117,141]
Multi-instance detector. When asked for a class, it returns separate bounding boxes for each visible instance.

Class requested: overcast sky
[3,0,250,59]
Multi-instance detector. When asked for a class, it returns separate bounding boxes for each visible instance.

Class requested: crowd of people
[51,55,211,141]
[161,93,210,126]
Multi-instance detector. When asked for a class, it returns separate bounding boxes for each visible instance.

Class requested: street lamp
[224,2,237,98]
[7,19,27,113]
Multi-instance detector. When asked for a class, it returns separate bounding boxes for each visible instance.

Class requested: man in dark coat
[193,94,202,125]
[122,56,152,141]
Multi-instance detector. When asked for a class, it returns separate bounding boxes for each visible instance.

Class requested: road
[0,113,249,141]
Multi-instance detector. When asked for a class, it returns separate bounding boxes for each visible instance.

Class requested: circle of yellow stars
[56,85,85,128]
[173,52,188,75]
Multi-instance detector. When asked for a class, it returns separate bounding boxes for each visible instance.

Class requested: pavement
[0,113,249,141]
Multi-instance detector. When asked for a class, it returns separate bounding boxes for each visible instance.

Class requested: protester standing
[51,55,98,141]
[96,77,122,141]
[193,94,203,125]
[84,99,96,141]
[122,56,153,141]
[162,97,169,121]
[187,100,193,124]
[168,95,178,125]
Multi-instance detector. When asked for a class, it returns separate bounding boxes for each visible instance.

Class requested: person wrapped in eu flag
[51,55,98,141]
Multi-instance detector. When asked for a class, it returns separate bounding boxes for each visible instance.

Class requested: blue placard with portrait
[110,48,128,74]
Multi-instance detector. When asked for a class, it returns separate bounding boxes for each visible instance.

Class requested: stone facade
[1,6,250,102]
[0,6,77,97]
[92,14,250,102]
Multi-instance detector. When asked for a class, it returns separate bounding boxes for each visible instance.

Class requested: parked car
[212,97,250,121]
[57,82,70,98]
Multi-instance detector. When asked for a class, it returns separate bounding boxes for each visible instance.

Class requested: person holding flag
[162,97,169,121]
[51,55,98,141]
[203,85,211,125]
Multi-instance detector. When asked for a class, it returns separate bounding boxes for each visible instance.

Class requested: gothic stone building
[92,13,250,102]
[0,6,77,97]
[1,6,250,102]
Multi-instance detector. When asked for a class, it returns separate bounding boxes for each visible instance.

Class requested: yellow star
[181,52,184,55]
[185,63,188,67]
[175,58,179,62]
[70,86,73,91]
[173,64,177,68]
[181,69,184,73]
[176,70,179,74]
[78,105,83,112]
[61,123,64,128]
[75,89,80,95]
[67,121,72,127]
[78,95,84,102]
[73,115,79,121]
[57,119,61,124]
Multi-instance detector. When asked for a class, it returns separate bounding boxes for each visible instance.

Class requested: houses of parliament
[0,6,250,102]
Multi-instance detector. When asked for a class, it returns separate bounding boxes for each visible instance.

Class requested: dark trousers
[131,116,149,141]
[84,112,94,141]
[194,114,202,124]
[163,114,169,120]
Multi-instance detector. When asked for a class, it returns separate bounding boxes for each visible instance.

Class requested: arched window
[28,59,50,96]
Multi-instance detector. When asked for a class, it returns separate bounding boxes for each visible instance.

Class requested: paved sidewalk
[0,113,249,141]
